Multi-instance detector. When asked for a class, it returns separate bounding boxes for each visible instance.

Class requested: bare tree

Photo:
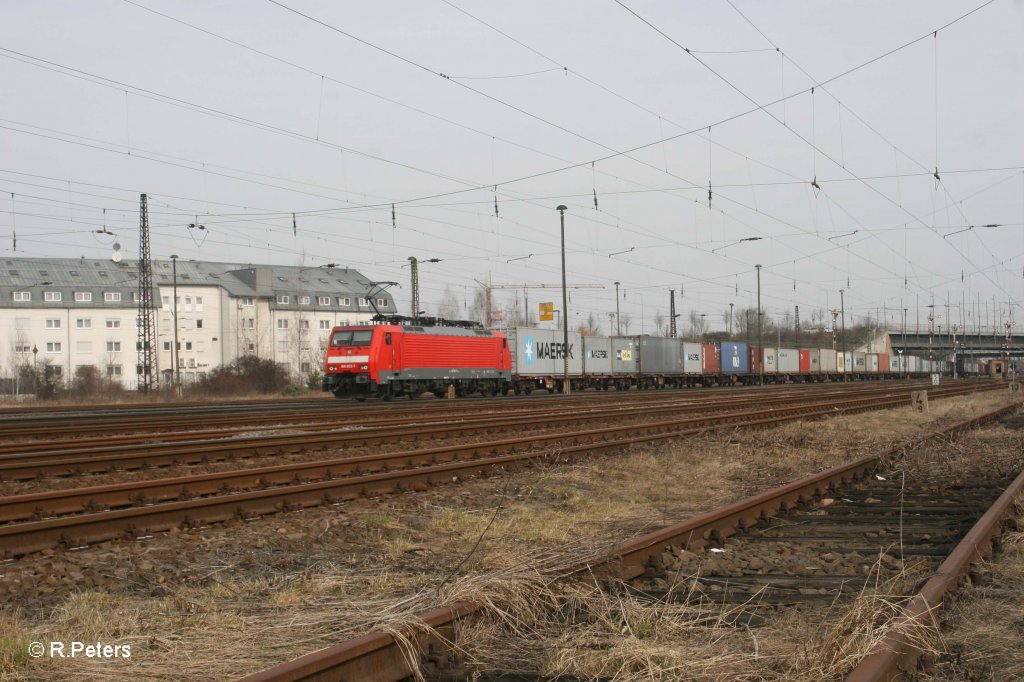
[619,312,632,335]
[688,310,708,338]
[436,285,460,320]
[577,312,601,336]
[653,312,665,336]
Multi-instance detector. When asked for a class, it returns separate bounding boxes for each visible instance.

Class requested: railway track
[0,381,952,441]
[0,383,961,479]
[231,401,1022,682]
[0,382,999,559]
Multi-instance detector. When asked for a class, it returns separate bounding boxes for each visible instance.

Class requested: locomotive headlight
[360,364,368,370]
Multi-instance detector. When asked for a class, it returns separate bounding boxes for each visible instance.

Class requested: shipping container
[720,342,749,373]
[748,345,762,374]
[682,342,703,374]
[777,348,799,373]
[853,352,867,371]
[844,352,853,372]
[762,347,778,374]
[878,353,890,372]
[837,352,846,373]
[808,349,821,373]
[506,328,583,376]
[611,336,639,375]
[638,336,684,375]
[867,354,879,372]
[820,349,837,372]
[582,336,612,375]
[702,343,720,373]
[798,349,811,373]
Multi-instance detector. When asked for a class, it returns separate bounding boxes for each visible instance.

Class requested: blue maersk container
[720,342,749,373]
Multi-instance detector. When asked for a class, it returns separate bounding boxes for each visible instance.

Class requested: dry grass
[1,389,1018,680]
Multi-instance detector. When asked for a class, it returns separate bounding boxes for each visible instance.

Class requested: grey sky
[2,1,1022,335]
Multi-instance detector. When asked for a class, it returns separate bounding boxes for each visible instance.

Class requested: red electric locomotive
[322,324,512,400]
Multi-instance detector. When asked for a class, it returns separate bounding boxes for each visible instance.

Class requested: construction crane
[475,280,604,328]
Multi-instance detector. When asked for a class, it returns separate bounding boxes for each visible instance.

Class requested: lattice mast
[136,193,157,392]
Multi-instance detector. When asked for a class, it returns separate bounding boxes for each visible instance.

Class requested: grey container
[762,347,778,374]
[820,349,838,372]
[868,354,879,372]
[777,348,799,373]
[682,342,703,374]
[844,352,853,372]
[506,327,583,376]
[583,336,612,375]
[638,336,683,374]
[853,352,867,371]
[807,348,821,372]
[611,336,640,375]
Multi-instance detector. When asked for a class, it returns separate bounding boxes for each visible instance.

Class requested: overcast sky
[2,1,1022,336]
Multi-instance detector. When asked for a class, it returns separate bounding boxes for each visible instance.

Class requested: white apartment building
[0,257,395,391]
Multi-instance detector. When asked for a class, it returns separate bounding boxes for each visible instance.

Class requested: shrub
[194,356,291,396]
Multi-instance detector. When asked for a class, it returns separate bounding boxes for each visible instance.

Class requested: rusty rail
[233,399,1017,682]
[845,459,1024,680]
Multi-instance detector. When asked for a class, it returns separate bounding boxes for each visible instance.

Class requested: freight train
[322,324,948,400]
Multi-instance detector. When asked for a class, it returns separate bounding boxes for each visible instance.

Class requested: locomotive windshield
[330,329,373,347]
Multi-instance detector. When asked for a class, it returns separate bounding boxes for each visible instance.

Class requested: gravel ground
[0,388,1018,681]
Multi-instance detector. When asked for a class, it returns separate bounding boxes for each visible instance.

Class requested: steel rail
[0,378,929,454]
[0,381,954,439]
[232,400,1018,682]
[845,463,1024,681]
[0,384,948,479]
[0,388,969,522]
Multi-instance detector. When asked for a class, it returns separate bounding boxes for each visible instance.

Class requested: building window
[276,340,289,353]
[243,318,255,329]
[301,362,311,374]
[163,341,171,351]
[195,296,203,311]
[132,292,140,303]
[299,319,310,330]
[46,342,61,353]
[317,296,330,305]
[107,365,123,377]
[241,297,254,306]
[76,319,92,329]
[338,297,350,306]
[277,294,290,304]
[162,295,170,310]
[15,318,30,330]
[185,342,193,351]
[45,319,61,329]
[13,291,30,301]
[277,319,289,329]
[376,298,387,308]
[75,291,92,302]
[246,342,255,352]
[358,298,369,307]
[15,343,31,353]
[47,365,63,377]
[104,292,122,302]
[319,319,331,330]
[76,341,92,354]
[106,341,122,352]
[45,291,61,302]
[196,319,203,329]
[298,296,310,305]
[106,319,121,329]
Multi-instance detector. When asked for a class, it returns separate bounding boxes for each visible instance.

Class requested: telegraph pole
[669,289,677,338]
[614,281,621,335]
[840,289,846,380]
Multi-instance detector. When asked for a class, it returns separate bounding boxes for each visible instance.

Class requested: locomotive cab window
[385,333,392,345]
[330,329,373,347]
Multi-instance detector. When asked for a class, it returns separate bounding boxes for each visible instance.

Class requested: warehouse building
[0,257,394,392]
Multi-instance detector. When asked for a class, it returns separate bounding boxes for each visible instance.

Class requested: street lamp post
[756,264,763,386]
[557,205,570,395]
[840,289,846,381]
[614,281,621,336]
[170,254,180,395]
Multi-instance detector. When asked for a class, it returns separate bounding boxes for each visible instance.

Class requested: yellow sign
[539,302,554,321]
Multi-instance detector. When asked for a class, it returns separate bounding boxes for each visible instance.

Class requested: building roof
[0,257,395,310]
